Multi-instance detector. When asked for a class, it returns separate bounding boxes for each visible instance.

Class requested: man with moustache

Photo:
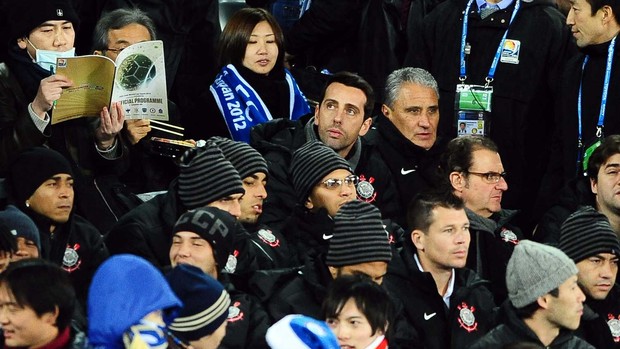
[439,135,523,304]
[559,207,620,348]
[384,191,496,349]
[251,71,401,228]
[470,240,592,348]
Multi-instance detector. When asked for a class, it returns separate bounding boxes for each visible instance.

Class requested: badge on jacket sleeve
[257,229,280,247]
[356,174,377,203]
[228,301,244,322]
[457,302,478,332]
[607,314,620,342]
[63,243,82,272]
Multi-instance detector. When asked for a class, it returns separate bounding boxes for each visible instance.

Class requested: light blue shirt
[476,0,514,11]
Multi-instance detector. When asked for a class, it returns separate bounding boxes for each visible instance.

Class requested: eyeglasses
[105,47,127,54]
[321,175,359,189]
[466,171,507,184]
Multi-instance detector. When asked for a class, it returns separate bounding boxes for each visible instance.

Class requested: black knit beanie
[326,200,392,267]
[290,141,352,204]
[177,144,244,209]
[7,147,73,205]
[173,207,237,270]
[209,137,268,179]
[559,206,620,263]
[7,0,80,40]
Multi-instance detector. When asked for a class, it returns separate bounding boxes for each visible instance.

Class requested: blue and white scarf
[210,64,311,143]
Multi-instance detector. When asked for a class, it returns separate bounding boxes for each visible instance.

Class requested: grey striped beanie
[209,137,268,179]
[178,144,244,209]
[166,264,231,341]
[291,141,352,204]
[559,206,620,263]
[326,200,392,267]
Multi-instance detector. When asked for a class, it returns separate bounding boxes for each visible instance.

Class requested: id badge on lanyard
[455,0,520,138]
[456,84,492,137]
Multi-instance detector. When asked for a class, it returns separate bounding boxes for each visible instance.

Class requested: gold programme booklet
[52,40,168,124]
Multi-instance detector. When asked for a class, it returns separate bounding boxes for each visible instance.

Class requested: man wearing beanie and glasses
[470,240,593,348]
[168,207,271,349]
[0,0,129,233]
[558,206,620,348]
[384,191,495,349]
[267,200,393,323]
[106,142,245,269]
[5,147,109,309]
[210,137,292,269]
[166,264,231,349]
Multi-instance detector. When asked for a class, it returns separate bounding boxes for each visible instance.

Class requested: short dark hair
[438,136,499,188]
[322,274,393,337]
[0,259,75,330]
[318,72,375,120]
[91,8,157,52]
[587,135,620,180]
[407,190,465,233]
[513,287,559,319]
[217,8,285,71]
[584,0,620,22]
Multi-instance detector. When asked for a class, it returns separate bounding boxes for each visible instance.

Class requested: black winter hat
[208,137,268,179]
[172,207,237,271]
[290,141,351,204]
[177,144,244,209]
[326,200,392,267]
[7,147,73,206]
[559,206,620,263]
[166,264,231,342]
[7,0,80,40]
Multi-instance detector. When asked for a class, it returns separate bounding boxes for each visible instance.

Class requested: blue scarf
[210,64,311,142]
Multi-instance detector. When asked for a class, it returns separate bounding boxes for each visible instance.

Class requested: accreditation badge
[455,84,492,137]
[500,39,521,64]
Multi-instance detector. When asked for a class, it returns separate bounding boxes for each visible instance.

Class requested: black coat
[384,242,497,349]
[577,285,620,348]
[466,208,523,304]
[470,301,595,348]
[410,0,574,217]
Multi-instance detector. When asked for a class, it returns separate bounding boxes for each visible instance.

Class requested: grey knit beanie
[326,200,392,267]
[506,240,578,308]
[559,206,620,263]
[209,137,268,179]
[291,141,352,204]
[178,144,244,209]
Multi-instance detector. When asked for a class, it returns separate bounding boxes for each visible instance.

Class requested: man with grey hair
[470,240,593,348]
[365,67,446,214]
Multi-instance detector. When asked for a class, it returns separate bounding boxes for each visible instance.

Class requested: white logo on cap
[56,9,64,17]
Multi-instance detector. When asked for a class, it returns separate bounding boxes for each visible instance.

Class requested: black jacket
[410,0,574,217]
[251,115,403,229]
[364,114,446,216]
[543,39,620,204]
[384,242,497,349]
[577,285,620,348]
[244,223,295,270]
[533,177,595,245]
[105,184,182,268]
[25,207,109,307]
[470,301,595,348]
[220,274,271,349]
[466,208,523,304]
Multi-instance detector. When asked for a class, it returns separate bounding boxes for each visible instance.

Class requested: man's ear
[93,50,103,56]
[450,171,466,192]
[411,229,425,250]
[41,306,60,326]
[328,266,338,279]
[358,117,372,137]
[537,295,551,310]
[381,104,391,118]
[591,177,599,195]
[17,37,28,50]
[304,197,314,210]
